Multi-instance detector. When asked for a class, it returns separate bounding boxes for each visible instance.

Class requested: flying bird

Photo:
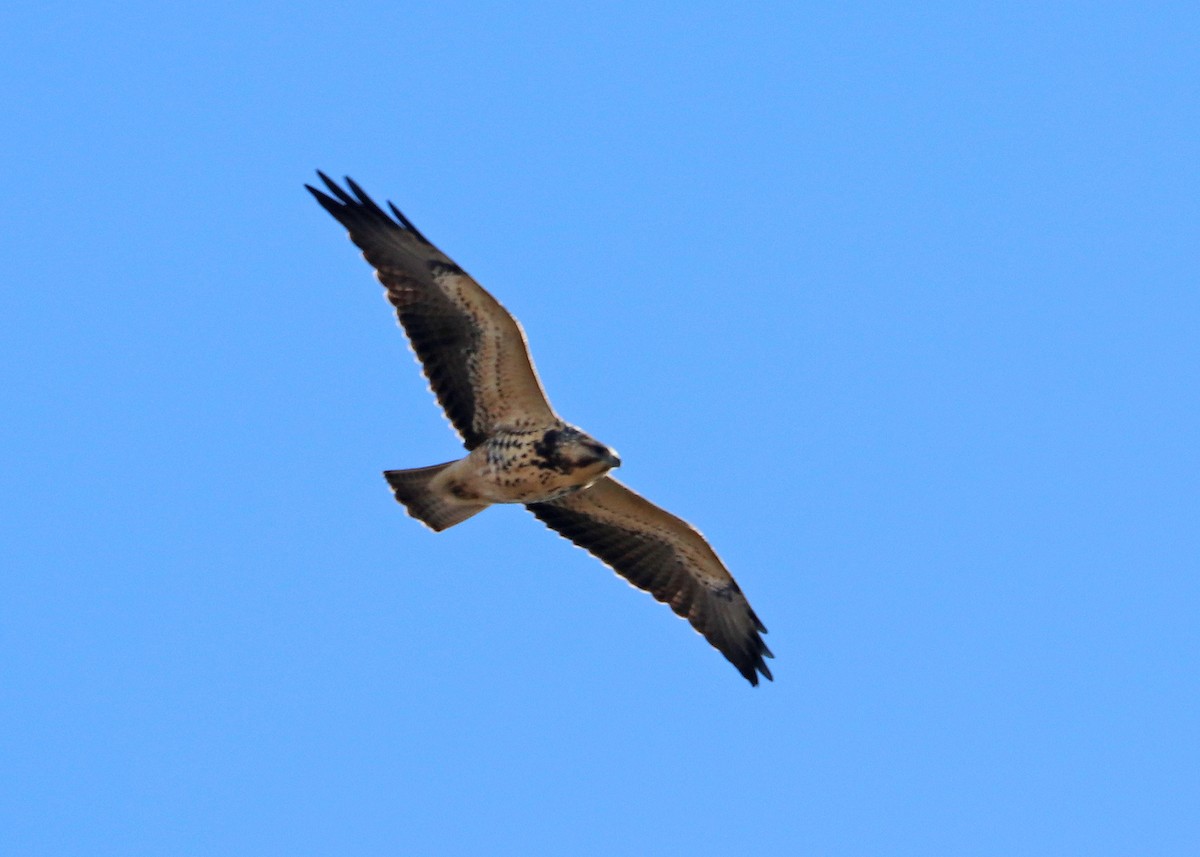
[307,172,773,685]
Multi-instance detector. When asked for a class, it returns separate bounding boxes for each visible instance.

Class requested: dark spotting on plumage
[307,172,773,685]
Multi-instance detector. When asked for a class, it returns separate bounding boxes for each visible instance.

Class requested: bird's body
[385,423,621,531]
[307,173,774,685]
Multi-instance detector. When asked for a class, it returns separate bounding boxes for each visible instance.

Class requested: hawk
[307,173,774,685]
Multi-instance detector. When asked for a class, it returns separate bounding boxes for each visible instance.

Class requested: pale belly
[478,462,599,504]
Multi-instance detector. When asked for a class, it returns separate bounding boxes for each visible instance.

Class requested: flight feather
[306,173,555,449]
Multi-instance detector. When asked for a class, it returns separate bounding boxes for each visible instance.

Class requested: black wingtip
[314,170,356,205]
[343,175,374,206]
[734,629,774,686]
[387,200,431,243]
[307,171,432,246]
[739,658,774,687]
[305,180,337,208]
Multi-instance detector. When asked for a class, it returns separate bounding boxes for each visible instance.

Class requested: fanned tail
[383,463,488,531]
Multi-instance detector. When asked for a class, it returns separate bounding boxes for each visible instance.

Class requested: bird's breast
[463,431,600,504]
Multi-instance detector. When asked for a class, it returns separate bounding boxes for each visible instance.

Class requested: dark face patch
[533,429,573,474]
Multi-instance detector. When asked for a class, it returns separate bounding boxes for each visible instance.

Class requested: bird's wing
[527,477,773,685]
[307,173,557,449]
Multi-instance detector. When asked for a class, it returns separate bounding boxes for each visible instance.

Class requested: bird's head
[534,425,621,480]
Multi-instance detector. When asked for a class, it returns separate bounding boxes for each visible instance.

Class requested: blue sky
[3,2,1197,854]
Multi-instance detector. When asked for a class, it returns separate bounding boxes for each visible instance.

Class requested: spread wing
[307,172,556,449]
[527,477,773,685]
